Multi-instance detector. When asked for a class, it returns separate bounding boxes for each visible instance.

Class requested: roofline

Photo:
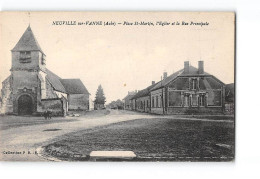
[45,77,68,94]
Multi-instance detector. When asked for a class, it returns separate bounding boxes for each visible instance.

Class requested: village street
[0,110,155,161]
[0,110,234,161]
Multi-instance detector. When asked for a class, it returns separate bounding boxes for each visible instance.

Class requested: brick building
[125,61,226,115]
[150,61,225,114]
[0,26,90,116]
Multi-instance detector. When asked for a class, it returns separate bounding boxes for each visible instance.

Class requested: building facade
[130,81,157,113]
[123,91,137,110]
[150,61,225,114]
[125,61,226,115]
[0,26,90,116]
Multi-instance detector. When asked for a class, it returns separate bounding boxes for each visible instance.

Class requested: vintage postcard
[0,12,235,161]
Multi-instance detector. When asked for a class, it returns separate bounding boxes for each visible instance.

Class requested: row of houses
[123,61,234,115]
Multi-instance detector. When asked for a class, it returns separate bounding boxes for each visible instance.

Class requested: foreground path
[0,110,153,161]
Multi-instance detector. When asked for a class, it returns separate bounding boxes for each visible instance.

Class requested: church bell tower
[10,26,46,115]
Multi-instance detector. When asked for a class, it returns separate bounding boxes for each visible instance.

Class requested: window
[152,97,154,108]
[147,100,149,108]
[158,96,161,108]
[156,96,159,108]
[19,51,31,63]
[192,79,197,90]
[199,95,206,106]
[184,95,190,107]
[168,91,182,106]
[191,94,198,106]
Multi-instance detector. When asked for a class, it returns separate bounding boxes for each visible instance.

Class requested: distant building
[122,91,137,110]
[0,26,90,116]
[130,81,157,113]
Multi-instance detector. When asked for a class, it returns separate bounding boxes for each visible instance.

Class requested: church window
[41,54,46,65]
[19,51,31,63]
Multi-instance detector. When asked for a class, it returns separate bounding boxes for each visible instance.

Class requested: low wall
[68,94,89,111]
[41,99,64,116]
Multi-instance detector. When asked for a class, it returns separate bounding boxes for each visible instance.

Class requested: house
[122,91,137,110]
[0,26,90,116]
[225,83,234,114]
[130,81,158,113]
[150,61,225,114]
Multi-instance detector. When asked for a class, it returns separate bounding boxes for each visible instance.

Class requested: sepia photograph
[0,12,235,162]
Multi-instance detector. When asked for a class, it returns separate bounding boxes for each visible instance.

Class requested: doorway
[18,95,33,115]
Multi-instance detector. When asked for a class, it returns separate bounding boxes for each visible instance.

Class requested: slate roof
[12,26,44,54]
[123,93,136,100]
[150,65,219,91]
[45,69,67,93]
[131,82,158,100]
[60,79,90,94]
[45,69,89,95]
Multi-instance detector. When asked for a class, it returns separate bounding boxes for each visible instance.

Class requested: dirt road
[0,110,152,161]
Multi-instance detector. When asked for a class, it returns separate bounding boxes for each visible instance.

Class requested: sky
[0,12,235,103]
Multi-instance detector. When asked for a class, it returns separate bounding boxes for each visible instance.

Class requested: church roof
[60,79,90,94]
[45,69,67,93]
[12,26,44,54]
[45,69,89,95]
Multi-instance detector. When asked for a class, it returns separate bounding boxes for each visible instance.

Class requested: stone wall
[45,79,58,99]
[68,94,89,110]
[0,76,13,114]
[11,51,42,72]
[41,98,64,116]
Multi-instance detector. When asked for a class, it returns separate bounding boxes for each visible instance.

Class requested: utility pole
[161,76,165,115]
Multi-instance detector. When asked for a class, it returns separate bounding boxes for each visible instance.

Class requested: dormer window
[19,51,31,63]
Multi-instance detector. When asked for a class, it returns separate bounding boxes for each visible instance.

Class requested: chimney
[184,61,189,74]
[198,61,204,74]
[152,81,155,85]
[163,72,167,79]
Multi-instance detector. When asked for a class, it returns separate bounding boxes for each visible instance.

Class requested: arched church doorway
[18,95,33,115]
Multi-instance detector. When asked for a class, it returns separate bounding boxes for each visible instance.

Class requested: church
[0,26,90,116]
